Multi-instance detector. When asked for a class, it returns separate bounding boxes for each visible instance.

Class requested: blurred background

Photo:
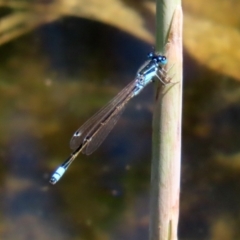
[0,0,240,239]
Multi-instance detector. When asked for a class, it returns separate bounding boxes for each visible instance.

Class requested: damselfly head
[147,52,167,65]
[151,55,167,65]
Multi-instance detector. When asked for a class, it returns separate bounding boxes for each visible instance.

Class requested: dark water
[0,17,155,240]
[1,16,240,240]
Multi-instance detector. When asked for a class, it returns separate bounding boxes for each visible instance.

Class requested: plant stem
[150,2,183,240]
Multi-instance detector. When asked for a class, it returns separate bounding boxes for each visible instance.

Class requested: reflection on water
[1,16,240,240]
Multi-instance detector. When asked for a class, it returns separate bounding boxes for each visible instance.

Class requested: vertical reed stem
[150,2,183,240]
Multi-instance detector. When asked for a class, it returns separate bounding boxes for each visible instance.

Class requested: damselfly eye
[158,56,167,65]
[147,52,154,59]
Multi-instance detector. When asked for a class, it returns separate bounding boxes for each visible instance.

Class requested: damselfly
[50,52,168,184]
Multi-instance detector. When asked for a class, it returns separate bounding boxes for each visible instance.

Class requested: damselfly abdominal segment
[50,52,168,184]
